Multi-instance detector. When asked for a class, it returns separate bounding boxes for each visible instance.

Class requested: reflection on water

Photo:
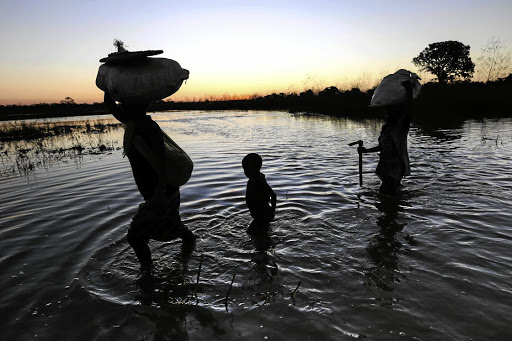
[134,242,226,340]
[366,195,417,293]
[248,224,279,287]
[0,118,123,176]
[1,111,511,340]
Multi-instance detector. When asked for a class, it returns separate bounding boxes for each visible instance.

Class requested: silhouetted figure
[359,81,414,194]
[104,91,195,275]
[242,153,276,228]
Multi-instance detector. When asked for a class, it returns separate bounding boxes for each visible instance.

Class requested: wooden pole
[348,140,364,186]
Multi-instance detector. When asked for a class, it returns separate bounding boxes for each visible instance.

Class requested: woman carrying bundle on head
[358,69,421,195]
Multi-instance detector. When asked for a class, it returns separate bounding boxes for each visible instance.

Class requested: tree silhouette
[319,86,340,97]
[412,41,475,83]
[60,97,76,105]
[477,37,512,82]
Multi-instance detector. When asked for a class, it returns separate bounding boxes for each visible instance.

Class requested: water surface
[1,111,511,340]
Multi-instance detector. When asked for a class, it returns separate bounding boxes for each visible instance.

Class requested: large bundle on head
[370,69,421,107]
[96,58,189,104]
[98,41,193,186]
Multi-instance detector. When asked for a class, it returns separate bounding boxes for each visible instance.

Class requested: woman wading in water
[104,91,195,275]
[97,41,193,275]
[359,79,415,194]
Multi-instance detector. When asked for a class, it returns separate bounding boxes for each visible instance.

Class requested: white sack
[96,58,189,103]
[370,69,421,107]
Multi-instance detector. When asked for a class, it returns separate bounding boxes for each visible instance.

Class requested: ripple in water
[1,112,511,340]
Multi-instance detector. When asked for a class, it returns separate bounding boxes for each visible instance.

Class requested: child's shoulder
[248,173,267,185]
[256,173,267,182]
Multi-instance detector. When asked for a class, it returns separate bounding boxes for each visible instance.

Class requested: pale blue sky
[1,0,511,104]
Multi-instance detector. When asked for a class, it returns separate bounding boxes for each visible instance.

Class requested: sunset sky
[1,0,511,105]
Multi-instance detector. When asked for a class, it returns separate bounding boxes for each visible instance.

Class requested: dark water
[1,111,511,340]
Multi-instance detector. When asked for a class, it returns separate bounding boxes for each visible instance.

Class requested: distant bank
[1,79,511,122]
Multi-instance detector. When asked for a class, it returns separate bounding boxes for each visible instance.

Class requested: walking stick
[348,140,363,186]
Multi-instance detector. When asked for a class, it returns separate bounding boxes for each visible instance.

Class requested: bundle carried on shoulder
[125,124,193,187]
[96,40,189,104]
[370,69,422,107]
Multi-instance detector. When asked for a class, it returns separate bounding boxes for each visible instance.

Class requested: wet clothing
[106,95,193,269]
[127,188,191,267]
[129,190,187,242]
[246,173,275,224]
[375,107,411,193]
[123,117,167,200]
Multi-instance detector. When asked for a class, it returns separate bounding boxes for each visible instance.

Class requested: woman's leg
[379,175,401,195]
[128,203,154,271]
[127,228,152,271]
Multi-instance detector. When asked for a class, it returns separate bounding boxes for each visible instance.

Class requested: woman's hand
[360,145,380,153]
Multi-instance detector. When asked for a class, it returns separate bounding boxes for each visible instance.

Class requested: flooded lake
[1,111,511,340]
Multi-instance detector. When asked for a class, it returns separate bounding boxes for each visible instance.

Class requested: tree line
[1,38,511,121]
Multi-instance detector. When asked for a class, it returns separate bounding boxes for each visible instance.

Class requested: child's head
[242,153,262,178]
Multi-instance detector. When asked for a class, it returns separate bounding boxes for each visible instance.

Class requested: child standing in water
[242,153,277,228]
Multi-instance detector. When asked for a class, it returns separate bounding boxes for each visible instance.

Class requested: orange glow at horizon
[0,62,410,105]
[1,1,511,106]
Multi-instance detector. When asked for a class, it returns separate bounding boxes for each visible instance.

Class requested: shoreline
[1,80,511,122]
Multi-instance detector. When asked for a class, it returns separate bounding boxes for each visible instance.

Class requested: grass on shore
[0,119,123,177]
[0,119,122,142]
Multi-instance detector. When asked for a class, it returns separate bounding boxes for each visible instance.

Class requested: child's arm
[268,184,277,209]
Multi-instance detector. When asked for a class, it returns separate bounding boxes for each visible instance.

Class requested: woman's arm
[142,121,169,210]
[154,135,168,190]
[359,145,380,154]
[103,91,128,124]
[401,80,414,103]
[142,120,167,189]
